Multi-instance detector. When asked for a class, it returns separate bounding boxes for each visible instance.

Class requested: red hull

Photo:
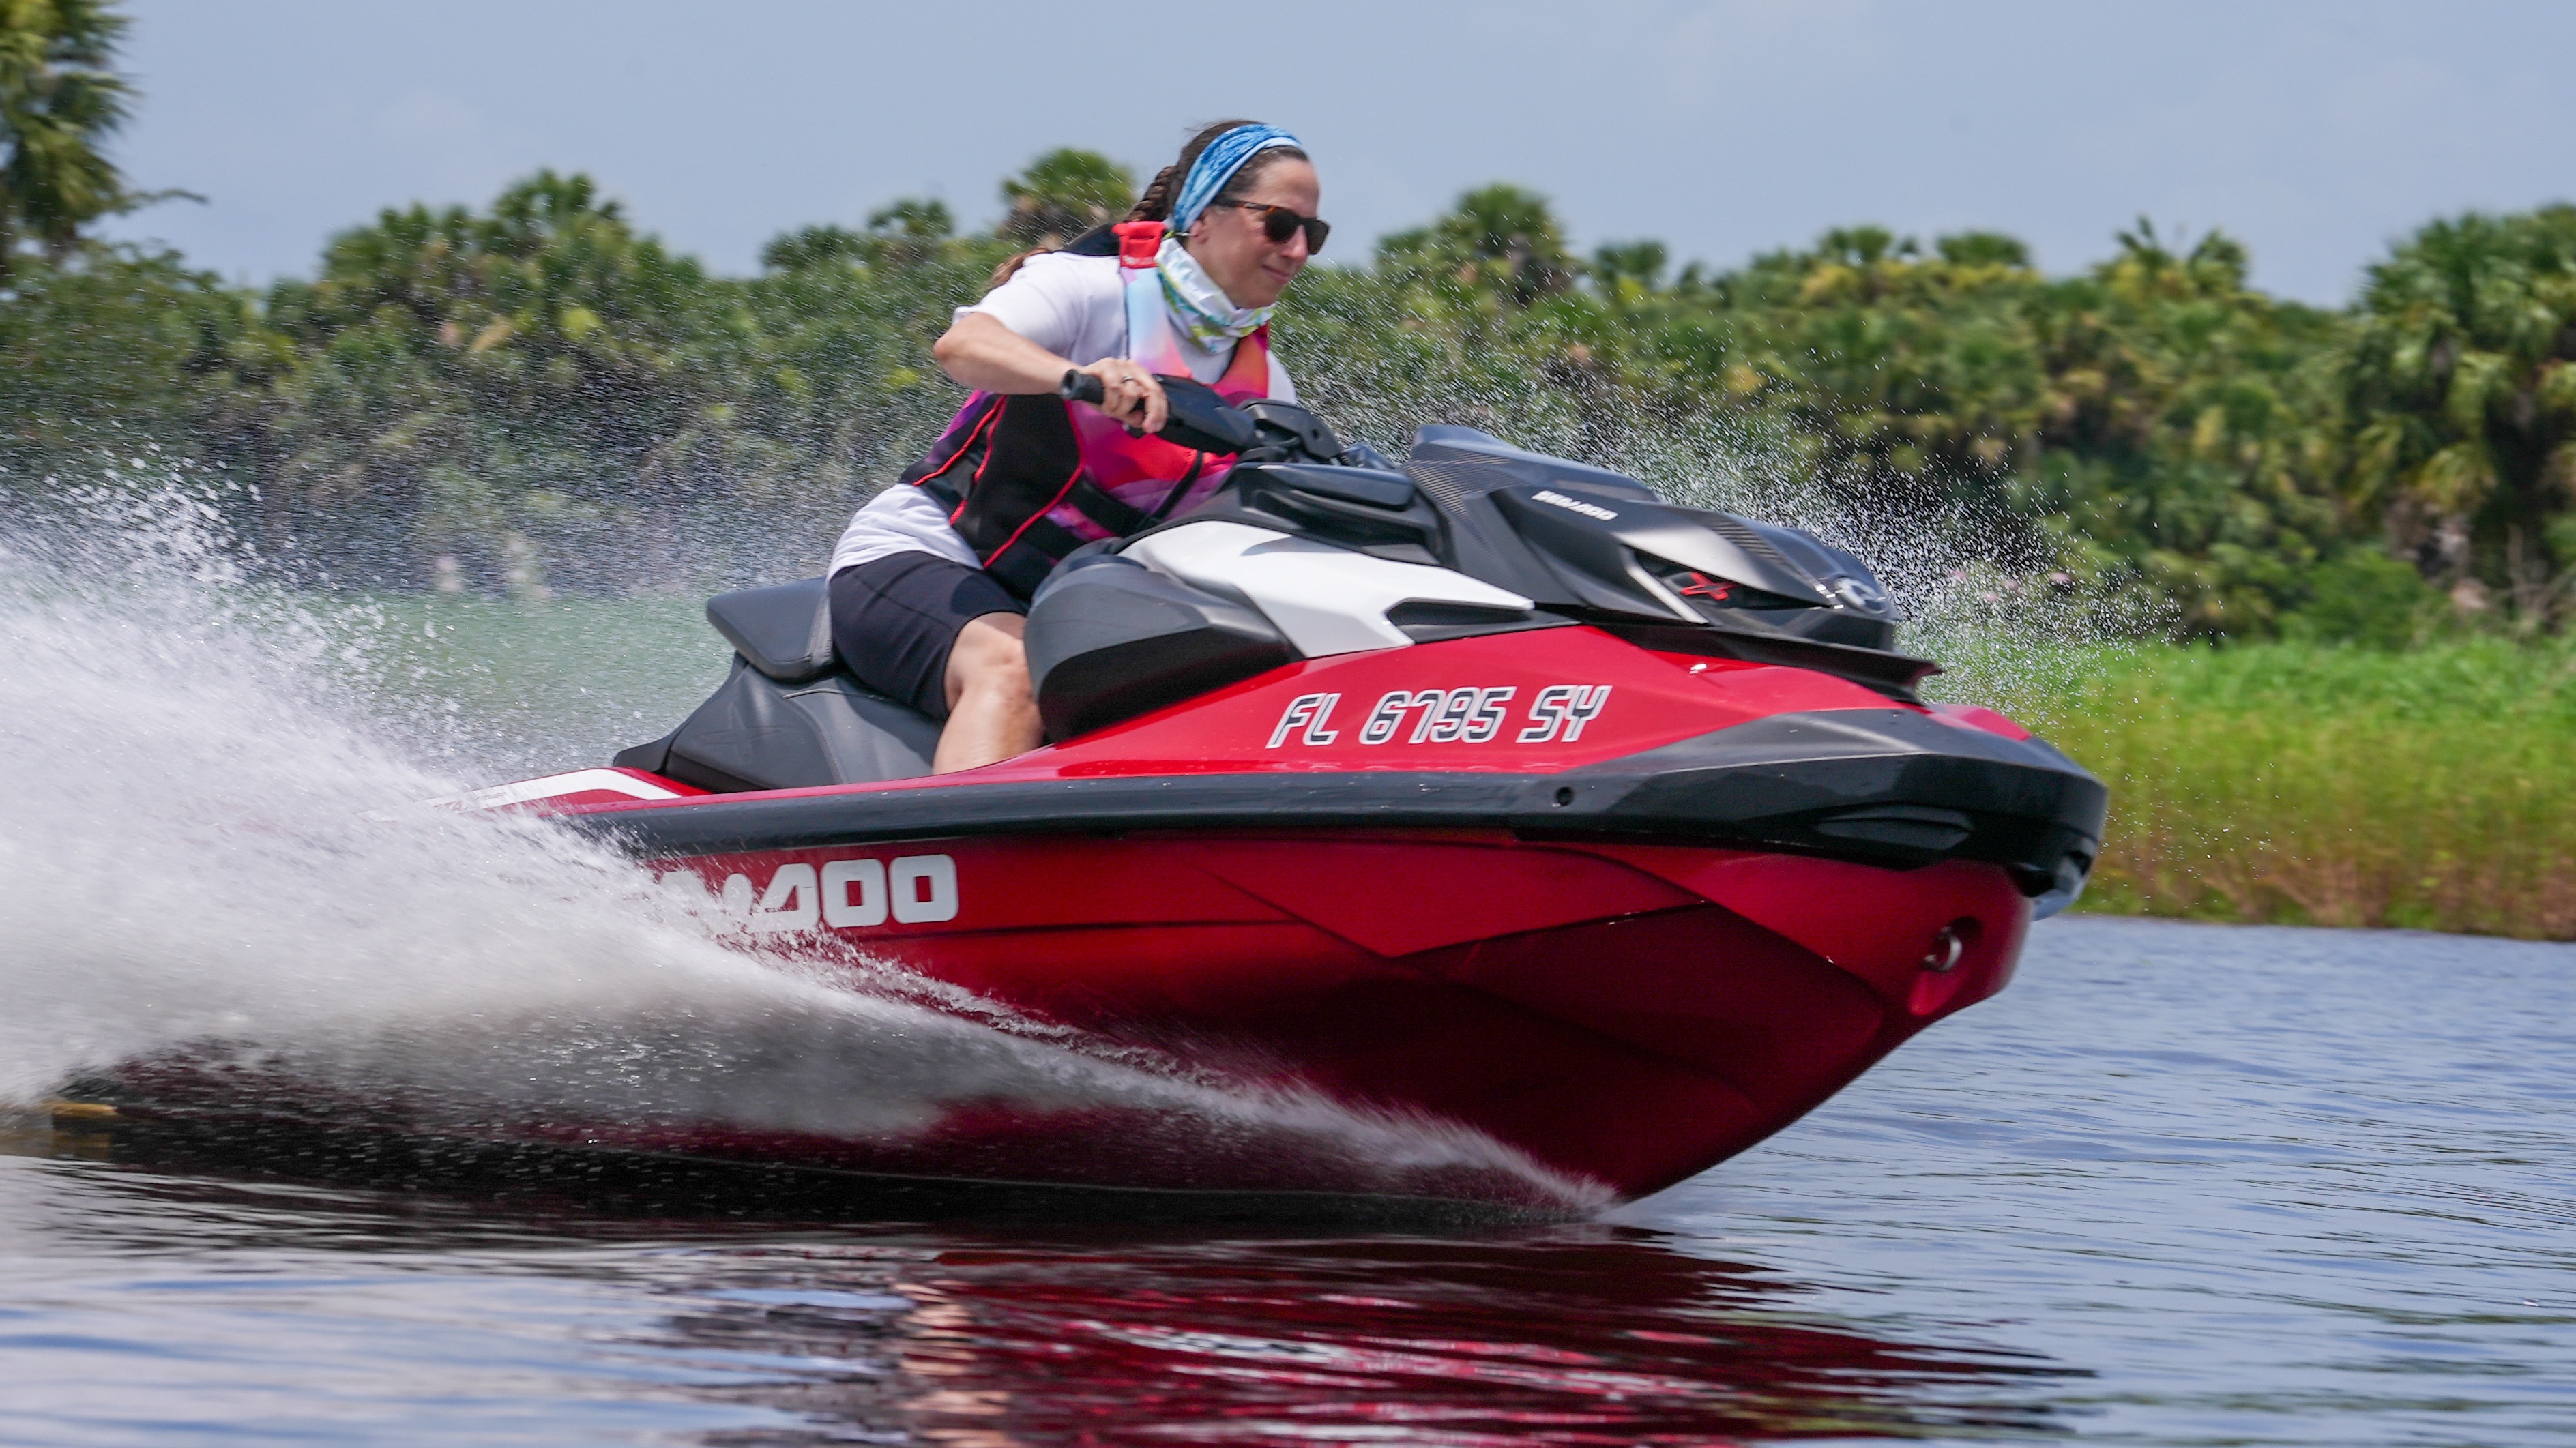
[387,625,2077,1207]
[611,827,2029,1203]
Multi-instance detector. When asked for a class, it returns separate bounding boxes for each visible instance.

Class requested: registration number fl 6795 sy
[1266,685,1611,748]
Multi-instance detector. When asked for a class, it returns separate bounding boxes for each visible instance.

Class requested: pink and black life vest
[901,220,1272,598]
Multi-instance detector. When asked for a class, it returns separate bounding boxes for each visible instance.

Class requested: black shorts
[828,552,1025,720]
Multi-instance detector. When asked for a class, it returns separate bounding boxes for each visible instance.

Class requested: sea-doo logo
[1264,685,1612,748]
[1830,575,1890,613]
[667,853,960,934]
[1534,490,1620,522]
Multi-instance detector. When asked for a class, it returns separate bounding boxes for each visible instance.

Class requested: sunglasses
[1209,200,1330,254]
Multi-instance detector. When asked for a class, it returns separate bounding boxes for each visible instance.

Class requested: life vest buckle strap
[1113,220,1165,269]
[1064,476,1157,538]
[1148,453,1207,524]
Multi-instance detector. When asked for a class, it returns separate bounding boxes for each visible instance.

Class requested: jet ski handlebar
[1059,369,1373,466]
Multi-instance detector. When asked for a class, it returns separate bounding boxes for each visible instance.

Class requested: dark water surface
[3,915,2570,1446]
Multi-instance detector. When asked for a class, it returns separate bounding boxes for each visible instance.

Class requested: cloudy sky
[98,0,2576,303]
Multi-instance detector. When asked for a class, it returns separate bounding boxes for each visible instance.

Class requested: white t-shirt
[828,252,1296,576]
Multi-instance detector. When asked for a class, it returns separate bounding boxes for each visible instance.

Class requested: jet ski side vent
[1699,512,1809,579]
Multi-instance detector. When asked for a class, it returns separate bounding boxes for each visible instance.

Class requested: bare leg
[934,612,1042,773]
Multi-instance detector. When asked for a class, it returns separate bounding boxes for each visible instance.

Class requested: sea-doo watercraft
[91,381,2106,1206]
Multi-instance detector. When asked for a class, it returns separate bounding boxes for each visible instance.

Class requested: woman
[826,121,1326,772]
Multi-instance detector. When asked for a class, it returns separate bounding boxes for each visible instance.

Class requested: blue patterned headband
[1169,124,1304,237]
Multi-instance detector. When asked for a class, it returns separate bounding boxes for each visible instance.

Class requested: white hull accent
[1124,520,1532,657]
[431,768,684,812]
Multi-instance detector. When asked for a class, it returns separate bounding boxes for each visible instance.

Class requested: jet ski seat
[612,577,943,793]
[705,574,843,683]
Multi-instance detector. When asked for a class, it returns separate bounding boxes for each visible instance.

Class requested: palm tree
[0,0,132,282]
[864,196,955,267]
[2345,206,2576,616]
[1379,183,1579,306]
[1591,239,1667,301]
[997,148,1132,248]
[761,224,870,273]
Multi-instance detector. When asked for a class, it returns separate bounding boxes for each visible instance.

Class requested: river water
[3,915,2569,1446]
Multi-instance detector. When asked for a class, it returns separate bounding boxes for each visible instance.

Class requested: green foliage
[861,197,962,269]
[0,243,260,469]
[2021,224,2347,634]
[1355,202,2353,636]
[759,224,869,273]
[248,171,719,582]
[101,171,1002,591]
[997,148,1132,248]
[0,0,2567,636]
[2279,548,2439,649]
[2345,205,2576,626]
[868,196,952,239]
[1591,239,1667,299]
[1379,183,1580,306]
[0,0,134,278]
[1935,231,2030,269]
[10,125,2576,647]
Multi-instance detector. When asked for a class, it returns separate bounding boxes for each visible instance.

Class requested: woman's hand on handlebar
[1075,359,1166,434]
[930,313,1165,430]
[933,314,1161,428]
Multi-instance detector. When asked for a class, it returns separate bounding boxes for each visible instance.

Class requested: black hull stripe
[558,710,2107,897]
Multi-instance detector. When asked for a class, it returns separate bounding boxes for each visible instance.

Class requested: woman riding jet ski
[830,120,1322,771]
[74,128,2107,1210]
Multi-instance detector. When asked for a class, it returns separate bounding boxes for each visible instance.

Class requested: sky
[96,0,2576,305]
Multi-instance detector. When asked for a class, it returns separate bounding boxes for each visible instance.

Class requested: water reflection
[662,1232,2072,1445]
[15,1123,2075,1445]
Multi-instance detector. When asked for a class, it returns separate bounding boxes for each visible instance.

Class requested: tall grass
[2003,641,2576,939]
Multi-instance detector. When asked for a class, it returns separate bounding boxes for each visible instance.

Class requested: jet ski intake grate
[1699,512,1809,578]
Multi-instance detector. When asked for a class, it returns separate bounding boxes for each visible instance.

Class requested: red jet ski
[99,383,2104,1209]
[471,382,2107,1203]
